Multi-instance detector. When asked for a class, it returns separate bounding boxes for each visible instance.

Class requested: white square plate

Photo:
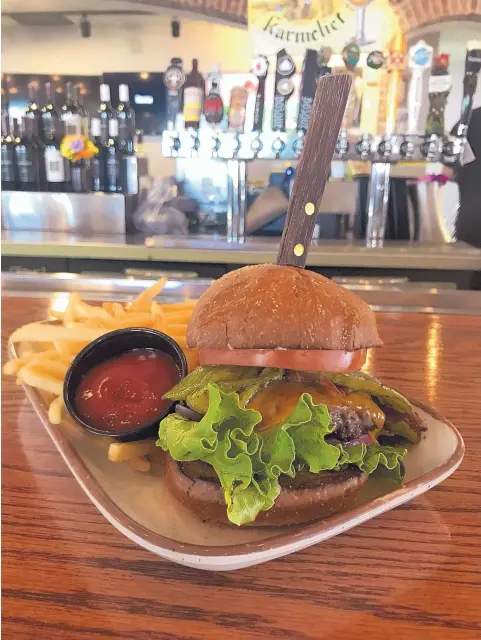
[15,343,464,571]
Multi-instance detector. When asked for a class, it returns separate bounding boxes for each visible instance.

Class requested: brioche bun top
[187,264,382,351]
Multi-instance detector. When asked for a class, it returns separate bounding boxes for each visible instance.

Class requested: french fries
[129,277,167,313]
[17,366,64,396]
[108,440,156,462]
[9,323,106,344]
[48,395,65,425]
[4,277,200,473]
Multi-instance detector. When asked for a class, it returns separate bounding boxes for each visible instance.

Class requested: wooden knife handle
[277,74,352,268]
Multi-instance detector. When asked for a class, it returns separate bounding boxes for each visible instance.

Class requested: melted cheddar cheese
[247,380,385,433]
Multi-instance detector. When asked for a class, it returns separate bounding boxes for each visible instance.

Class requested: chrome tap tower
[161,42,481,244]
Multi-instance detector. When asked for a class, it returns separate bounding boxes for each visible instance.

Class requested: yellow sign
[249,0,354,54]
[249,0,399,55]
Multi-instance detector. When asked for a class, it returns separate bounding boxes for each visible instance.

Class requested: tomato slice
[198,348,367,373]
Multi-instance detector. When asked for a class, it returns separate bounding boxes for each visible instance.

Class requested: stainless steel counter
[3,271,481,315]
[3,231,481,271]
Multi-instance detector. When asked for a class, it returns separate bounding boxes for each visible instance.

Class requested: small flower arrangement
[60,135,98,162]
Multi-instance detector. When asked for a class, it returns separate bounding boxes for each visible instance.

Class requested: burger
[157,265,426,527]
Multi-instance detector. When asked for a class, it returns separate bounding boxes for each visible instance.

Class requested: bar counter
[2,279,480,639]
[4,230,481,268]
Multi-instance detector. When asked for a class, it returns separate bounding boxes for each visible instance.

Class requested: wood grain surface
[2,295,481,640]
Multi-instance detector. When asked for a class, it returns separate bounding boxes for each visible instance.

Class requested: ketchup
[75,349,180,432]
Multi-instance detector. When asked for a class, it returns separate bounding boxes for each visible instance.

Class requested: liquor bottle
[163,58,186,130]
[105,118,122,193]
[183,59,204,129]
[98,83,115,143]
[44,117,71,192]
[117,84,136,154]
[203,67,224,127]
[41,82,62,141]
[228,87,248,133]
[425,54,451,136]
[15,117,42,191]
[1,113,18,190]
[90,118,105,192]
[24,81,43,138]
[61,81,82,135]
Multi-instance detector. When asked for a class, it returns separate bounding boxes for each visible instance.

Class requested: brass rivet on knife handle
[277,74,352,268]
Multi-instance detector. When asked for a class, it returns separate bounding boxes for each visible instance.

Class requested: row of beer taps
[163,128,466,165]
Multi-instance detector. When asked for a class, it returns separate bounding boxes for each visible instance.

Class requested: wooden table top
[2,296,481,640]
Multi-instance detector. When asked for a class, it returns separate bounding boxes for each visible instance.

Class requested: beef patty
[328,406,374,441]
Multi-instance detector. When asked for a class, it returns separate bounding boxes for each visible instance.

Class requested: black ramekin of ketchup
[63,328,187,441]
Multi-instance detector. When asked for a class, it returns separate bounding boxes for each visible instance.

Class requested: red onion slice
[175,404,204,422]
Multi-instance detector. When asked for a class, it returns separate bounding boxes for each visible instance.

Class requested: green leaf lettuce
[158,384,407,526]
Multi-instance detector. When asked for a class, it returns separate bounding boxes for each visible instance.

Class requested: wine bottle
[121,153,138,194]
[71,120,90,194]
[183,59,204,129]
[98,83,115,144]
[105,118,122,193]
[76,87,90,137]
[44,118,71,192]
[71,160,90,193]
[41,82,62,141]
[15,117,42,191]
[134,129,145,156]
[117,84,135,154]
[116,86,139,195]
[24,81,43,138]
[61,81,82,135]
[90,118,105,192]
[1,113,18,190]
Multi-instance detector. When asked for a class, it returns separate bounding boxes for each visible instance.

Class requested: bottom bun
[163,456,368,527]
